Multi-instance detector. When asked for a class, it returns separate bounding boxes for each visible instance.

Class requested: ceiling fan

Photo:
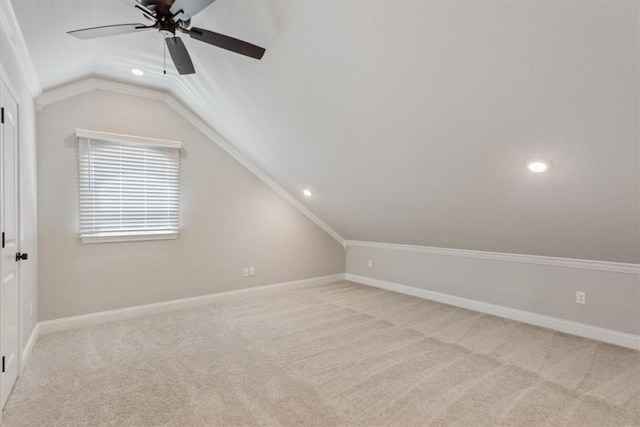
[67,0,265,75]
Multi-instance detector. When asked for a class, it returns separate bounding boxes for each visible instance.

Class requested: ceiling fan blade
[189,27,265,60]
[137,0,164,16]
[135,0,157,14]
[170,0,215,21]
[68,23,151,40]
[116,1,157,21]
[165,37,195,75]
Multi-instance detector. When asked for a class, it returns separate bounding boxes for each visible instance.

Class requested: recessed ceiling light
[527,160,549,173]
[303,189,312,197]
[131,68,144,76]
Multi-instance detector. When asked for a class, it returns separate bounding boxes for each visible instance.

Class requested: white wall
[0,11,39,357]
[346,243,640,336]
[37,89,345,321]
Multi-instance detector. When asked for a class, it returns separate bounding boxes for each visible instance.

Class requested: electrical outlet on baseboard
[367,259,373,268]
[576,291,586,305]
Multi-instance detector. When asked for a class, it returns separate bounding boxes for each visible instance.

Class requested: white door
[0,80,19,408]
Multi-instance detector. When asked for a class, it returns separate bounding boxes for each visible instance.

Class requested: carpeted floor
[4,281,640,426]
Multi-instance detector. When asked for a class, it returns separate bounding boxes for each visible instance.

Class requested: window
[76,129,181,243]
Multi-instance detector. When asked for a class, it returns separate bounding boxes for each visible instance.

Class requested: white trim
[75,129,182,149]
[38,274,345,334]
[37,78,167,110]
[160,95,345,246]
[0,75,24,415]
[37,78,345,246]
[0,0,42,97]
[21,323,39,369]
[0,67,21,106]
[345,240,640,275]
[80,231,179,244]
[345,273,640,351]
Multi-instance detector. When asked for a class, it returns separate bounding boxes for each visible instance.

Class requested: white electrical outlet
[249,267,255,276]
[243,267,249,277]
[576,291,586,305]
[29,302,33,318]
[367,259,373,268]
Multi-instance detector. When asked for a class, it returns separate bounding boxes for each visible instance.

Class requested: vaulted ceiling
[10,0,640,263]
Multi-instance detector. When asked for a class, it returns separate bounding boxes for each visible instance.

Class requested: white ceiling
[11,0,640,263]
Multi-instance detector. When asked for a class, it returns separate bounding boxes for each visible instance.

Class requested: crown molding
[37,77,346,246]
[0,0,42,96]
[345,240,640,274]
[36,77,166,109]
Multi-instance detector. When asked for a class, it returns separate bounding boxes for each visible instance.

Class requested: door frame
[0,68,25,409]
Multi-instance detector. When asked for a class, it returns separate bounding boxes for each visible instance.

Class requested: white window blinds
[77,130,181,243]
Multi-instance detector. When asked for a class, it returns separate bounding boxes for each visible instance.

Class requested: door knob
[15,252,28,261]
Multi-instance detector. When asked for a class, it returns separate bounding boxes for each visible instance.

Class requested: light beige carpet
[4,281,640,426]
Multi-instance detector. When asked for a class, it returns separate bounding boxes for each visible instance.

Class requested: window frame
[76,129,182,244]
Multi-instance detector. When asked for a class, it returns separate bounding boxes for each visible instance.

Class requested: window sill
[80,231,179,244]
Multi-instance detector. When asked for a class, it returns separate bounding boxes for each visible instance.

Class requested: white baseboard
[39,274,346,334]
[345,273,640,351]
[21,323,40,368]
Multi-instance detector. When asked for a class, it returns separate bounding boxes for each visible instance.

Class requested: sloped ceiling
[10,0,640,263]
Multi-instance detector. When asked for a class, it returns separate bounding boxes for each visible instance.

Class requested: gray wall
[37,89,345,321]
[0,34,39,352]
[347,245,640,335]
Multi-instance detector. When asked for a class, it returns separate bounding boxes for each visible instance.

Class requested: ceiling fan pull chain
[163,39,167,75]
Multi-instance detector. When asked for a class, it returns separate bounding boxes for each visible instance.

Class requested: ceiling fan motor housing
[158,17,176,37]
